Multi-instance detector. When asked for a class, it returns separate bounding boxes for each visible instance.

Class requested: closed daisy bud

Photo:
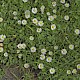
[32,8,37,14]
[64,15,69,21]
[51,24,56,30]
[67,70,71,74]
[36,28,42,33]
[0,47,3,52]
[22,19,27,25]
[69,44,74,50]
[46,57,52,62]
[38,63,44,69]
[74,29,80,35]
[38,21,44,27]
[4,52,8,57]
[61,49,67,55]
[30,46,36,52]
[41,48,47,54]
[24,63,29,68]
[72,69,77,74]
[48,16,54,21]
[0,17,3,22]
[77,64,80,69]
[40,54,45,60]
[49,68,55,74]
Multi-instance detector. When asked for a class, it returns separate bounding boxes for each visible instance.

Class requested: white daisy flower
[48,51,53,55]
[46,57,52,62]
[14,16,18,20]
[49,68,55,74]
[24,63,29,68]
[29,36,34,40]
[74,29,80,35]
[0,17,3,22]
[0,34,6,41]
[54,46,58,50]
[32,8,37,14]
[36,28,42,33]
[65,3,69,7]
[13,11,17,16]
[4,52,8,57]
[38,63,44,69]
[0,47,3,52]
[18,54,22,58]
[61,49,67,55]
[69,44,74,50]
[51,24,56,30]
[32,18,38,25]
[52,1,56,7]
[77,64,80,69]
[30,46,36,52]
[21,43,26,49]
[64,15,69,21]
[48,16,54,21]
[17,43,22,49]
[46,12,50,16]
[41,48,47,54]
[22,0,28,2]
[18,20,21,24]
[25,10,30,19]
[67,70,71,74]
[40,54,45,60]
[72,69,77,74]
[40,5,45,14]
[0,43,3,47]
[60,0,65,4]
[17,50,20,53]
[22,19,27,25]
[53,9,57,13]
[38,21,44,27]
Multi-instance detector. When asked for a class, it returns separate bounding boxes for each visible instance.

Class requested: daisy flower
[21,43,26,49]
[46,57,52,62]
[18,54,22,58]
[61,49,67,55]
[32,8,37,14]
[40,54,45,60]
[65,3,70,7]
[77,64,80,69]
[67,70,71,74]
[52,1,56,7]
[49,68,55,74]
[69,44,74,50]
[4,52,8,57]
[22,19,27,25]
[0,17,3,22]
[41,48,47,54]
[0,47,3,52]
[74,29,80,35]
[22,0,28,2]
[18,20,21,24]
[24,63,29,68]
[38,63,44,69]
[51,24,56,30]
[0,34,6,41]
[60,0,65,4]
[54,46,58,50]
[48,51,53,55]
[17,50,20,53]
[30,46,36,52]
[64,15,69,21]
[46,12,50,16]
[40,5,45,14]
[25,10,30,19]
[29,36,34,40]
[48,16,54,21]
[72,69,77,74]
[32,18,38,25]
[36,28,42,33]
[53,9,57,13]
[13,11,17,16]
[38,21,44,27]
[17,43,22,49]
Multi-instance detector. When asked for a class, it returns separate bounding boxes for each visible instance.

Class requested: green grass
[0,0,80,80]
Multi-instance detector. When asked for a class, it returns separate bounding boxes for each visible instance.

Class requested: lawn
[0,0,80,80]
